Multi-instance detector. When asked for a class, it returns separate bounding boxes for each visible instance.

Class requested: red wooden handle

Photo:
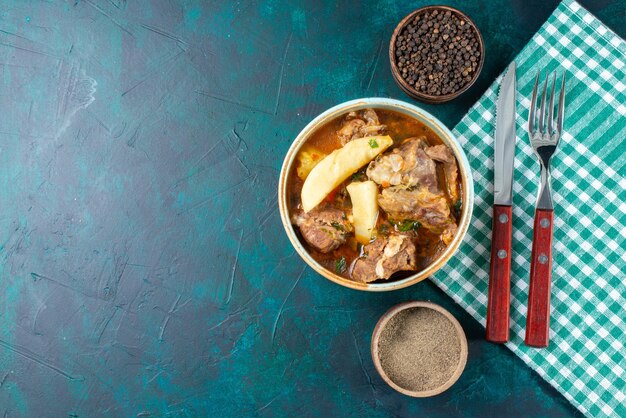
[486,204,512,343]
[525,209,554,348]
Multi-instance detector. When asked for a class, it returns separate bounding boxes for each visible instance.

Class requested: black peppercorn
[394,8,481,97]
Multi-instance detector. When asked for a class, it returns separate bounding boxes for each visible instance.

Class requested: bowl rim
[370,301,468,397]
[277,97,474,291]
[389,5,485,103]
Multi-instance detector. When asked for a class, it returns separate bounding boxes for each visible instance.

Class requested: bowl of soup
[278,98,474,291]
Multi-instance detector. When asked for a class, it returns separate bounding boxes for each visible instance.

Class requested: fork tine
[538,73,549,134]
[547,72,556,135]
[529,71,540,134]
[556,72,566,136]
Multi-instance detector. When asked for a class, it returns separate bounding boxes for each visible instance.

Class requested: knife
[486,61,517,343]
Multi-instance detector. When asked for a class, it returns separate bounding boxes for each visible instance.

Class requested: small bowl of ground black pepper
[389,6,484,103]
[371,301,468,397]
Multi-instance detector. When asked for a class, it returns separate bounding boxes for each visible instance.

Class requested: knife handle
[525,209,554,348]
[486,204,512,343]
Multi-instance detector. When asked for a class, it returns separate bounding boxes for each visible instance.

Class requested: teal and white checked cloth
[431,1,625,417]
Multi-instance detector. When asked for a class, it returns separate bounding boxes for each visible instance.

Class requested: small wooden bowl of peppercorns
[389,6,484,103]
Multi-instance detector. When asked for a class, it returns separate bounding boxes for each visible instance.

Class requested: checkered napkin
[430,1,626,416]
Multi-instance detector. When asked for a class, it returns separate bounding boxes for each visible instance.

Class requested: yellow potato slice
[301,135,393,212]
[347,181,379,244]
[296,144,327,181]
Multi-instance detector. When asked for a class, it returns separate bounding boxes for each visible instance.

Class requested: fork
[525,71,566,348]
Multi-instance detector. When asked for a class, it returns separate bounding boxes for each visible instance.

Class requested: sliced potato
[347,181,379,244]
[296,144,327,181]
[301,135,393,212]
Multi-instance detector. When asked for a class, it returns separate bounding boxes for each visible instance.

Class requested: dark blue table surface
[0,0,624,416]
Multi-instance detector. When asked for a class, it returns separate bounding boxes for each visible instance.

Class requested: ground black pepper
[378,307,462,392]
[394,9,481,96]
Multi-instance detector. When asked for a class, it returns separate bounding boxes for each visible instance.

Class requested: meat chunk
[352,235,417,282]
[370,138,460,245]
[362,109,380,125]
[337,119,366,143]
[293,208,352,253]
[424,144,454,163]
[366,137,438,191]
[338,109,386,145]
[378,187,457,240]
[378,187,450,229]
[425,145,460,202]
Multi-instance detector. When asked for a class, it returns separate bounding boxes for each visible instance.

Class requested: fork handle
[486,204,512,343]
[525,209,554,348]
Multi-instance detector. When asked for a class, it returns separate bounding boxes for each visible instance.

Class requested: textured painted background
[0,0,624,416]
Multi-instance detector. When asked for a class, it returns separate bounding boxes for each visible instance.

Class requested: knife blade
[486,61,517,343]
[494,62,517,206]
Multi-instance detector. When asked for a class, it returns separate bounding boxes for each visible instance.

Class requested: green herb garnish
[335,256,347,273]
[330,221,344,231]
[396,219,421,232]
[378,224,390,236]
[368,138,379,148]
[453,199,462,213]
[351,171,367,182]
